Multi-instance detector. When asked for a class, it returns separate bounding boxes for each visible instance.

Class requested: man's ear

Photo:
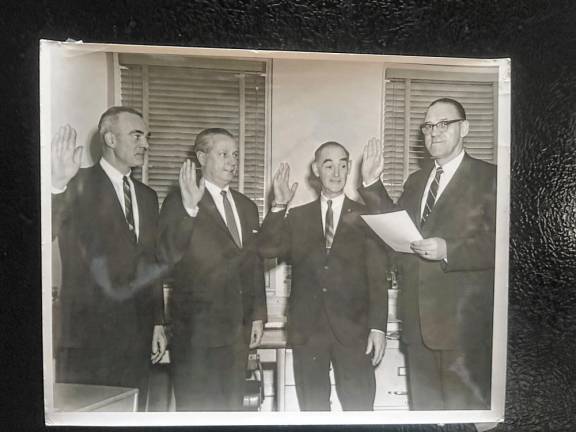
[196,151,206,167]
[103,131,115,148]
[312,161,320,177]
[460,120,470,138]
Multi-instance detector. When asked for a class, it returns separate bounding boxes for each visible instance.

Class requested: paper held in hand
[361,211,423,253]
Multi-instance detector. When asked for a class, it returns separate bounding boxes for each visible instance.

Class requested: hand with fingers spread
[51,124,83,190]
[361,137,384,185]
[179,159,205,210]
[272,162,298,205]
[410,237,447,261]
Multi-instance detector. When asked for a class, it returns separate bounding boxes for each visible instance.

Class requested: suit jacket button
[322,288,328,293]
[324,265,329,270]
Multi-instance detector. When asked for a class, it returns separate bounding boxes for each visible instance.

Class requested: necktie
[421,166,444,225]
[123,176,137,243]
[221,190,241,247]
[325,199,334,253]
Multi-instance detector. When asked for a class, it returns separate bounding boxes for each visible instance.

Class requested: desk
[54,383,138,412]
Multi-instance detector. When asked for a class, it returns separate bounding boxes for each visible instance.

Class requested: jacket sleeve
[157,189,197,267]
[365,224,389,333]
[52,182,77,241]
[444,174,497,272]
[251,235,268,323]
[358,180,398,214]
[255,208,292,260]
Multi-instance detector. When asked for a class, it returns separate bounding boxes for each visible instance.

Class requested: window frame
[381,64,500,199]
[112,53,273,211]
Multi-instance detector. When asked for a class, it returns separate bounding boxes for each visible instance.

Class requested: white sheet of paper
[362,211,423,253]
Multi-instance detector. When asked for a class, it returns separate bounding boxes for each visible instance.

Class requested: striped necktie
[221,190,241,247]
[325,199,334,253]
[421,166,444,225]
[122,175,137,243]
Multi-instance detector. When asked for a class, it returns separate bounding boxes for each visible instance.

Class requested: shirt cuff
[185,206,199,217]
[52,185,67,194]
[362,178,381,188]
[370,328,385,335]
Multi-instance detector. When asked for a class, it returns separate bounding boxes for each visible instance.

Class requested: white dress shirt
[320,192,345,235]
[419,151,465,219]
[99,157,140,240]
[186,179,243,246]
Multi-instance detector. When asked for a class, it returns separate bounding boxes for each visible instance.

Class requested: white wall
[47,47,111,289]
[271,59,384,205]
[49,48,111,167]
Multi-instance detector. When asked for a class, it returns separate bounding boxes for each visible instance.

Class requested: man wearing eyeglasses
[360,98,496,410]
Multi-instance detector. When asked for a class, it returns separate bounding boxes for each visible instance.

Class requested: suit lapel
[309,199,325,250]
[422,154,472,231]
[94,164,136,245]
[231,189,249,247]
[330,196,353,251]
[408,166,433,230]
[200,189,242,249]
[133,179,149,245]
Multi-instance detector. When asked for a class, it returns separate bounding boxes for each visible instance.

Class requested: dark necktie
[221,190,241,247]
[122,175,137,243]
[421,166,444,225]
[325,199,334,253]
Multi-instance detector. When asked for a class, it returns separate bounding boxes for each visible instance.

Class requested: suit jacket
[258,197,388,347]
[359,153,496,351]
[53,163,164,353]
[158,188,267,348]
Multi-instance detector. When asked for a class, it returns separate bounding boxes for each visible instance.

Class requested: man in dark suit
[359,98,497,410]
[52,107,167,411]
[158,128,267,411]
[257,142,388,411]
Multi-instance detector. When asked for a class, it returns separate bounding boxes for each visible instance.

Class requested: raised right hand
[51,125,82,190]
[179,159,205,209]
[361,137,384,185]
[272,162,298,205]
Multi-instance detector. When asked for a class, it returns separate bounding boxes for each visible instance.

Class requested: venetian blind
[383,70,498,200]
[119,56,267,217]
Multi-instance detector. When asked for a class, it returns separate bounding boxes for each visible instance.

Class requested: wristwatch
[271,201,288,211]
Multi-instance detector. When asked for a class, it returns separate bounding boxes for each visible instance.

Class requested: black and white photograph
[40,41,510,426]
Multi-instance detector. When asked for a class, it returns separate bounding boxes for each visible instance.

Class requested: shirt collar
[204,178,230,197]
[435,150,465,176]
[321,192,345,207]
[100,157,131,183]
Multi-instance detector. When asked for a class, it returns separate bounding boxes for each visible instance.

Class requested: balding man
[158,128,267,411]
[360,98,496,410]
[257,142,388,411]
[52,107,167,411]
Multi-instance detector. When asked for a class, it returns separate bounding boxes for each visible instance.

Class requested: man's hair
[194,128,235,154]
[98,106,143,141]
[314,141,350,162]
[428,98,467,120]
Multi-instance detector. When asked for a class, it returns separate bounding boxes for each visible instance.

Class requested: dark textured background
[2,0,576,431]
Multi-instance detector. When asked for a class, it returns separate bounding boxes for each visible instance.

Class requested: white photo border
[40,40,510,426]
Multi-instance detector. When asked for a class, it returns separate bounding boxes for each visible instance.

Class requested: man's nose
[142,136,150,149]
[431,124,442,137]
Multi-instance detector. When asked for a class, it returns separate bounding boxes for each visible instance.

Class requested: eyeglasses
[420,119,464,135]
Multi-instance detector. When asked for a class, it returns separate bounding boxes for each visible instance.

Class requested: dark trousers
[172,338,249,411]
[403,339,491,410]
[56,346,150,411]
[292,311,375,411]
